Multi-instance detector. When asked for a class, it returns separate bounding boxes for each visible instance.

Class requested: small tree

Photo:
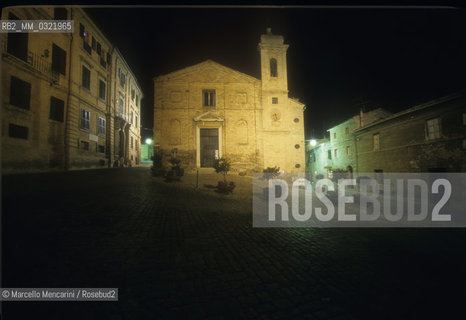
[214,157,235,193]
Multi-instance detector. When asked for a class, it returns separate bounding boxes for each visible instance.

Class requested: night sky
[82,6,466,138]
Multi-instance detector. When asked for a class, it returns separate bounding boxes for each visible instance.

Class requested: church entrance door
[200,128,219,168]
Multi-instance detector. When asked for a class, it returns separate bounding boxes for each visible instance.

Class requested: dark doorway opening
[200,128,219,168]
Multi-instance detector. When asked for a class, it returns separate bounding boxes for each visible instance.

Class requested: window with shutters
[82,66,90,90]
[9,123,28,139]
[426,118,441,140]
[98,117,105,135]
[49,96,64,122]
[10,76,31,110]
[52,43,66,75]
[81,109,90,130]
[7,13,28,61]
[98,80,106,100]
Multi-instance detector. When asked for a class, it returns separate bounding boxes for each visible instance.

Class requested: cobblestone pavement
[2,168,466,319]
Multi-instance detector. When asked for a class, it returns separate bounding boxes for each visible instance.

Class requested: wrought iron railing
[3,41,60,82]
[27,51,52,74]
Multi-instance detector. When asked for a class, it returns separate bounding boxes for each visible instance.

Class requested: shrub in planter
[216,181,236,194]
[165,157,184,182]
[214,158,235,194]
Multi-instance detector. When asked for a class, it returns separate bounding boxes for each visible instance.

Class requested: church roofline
[153,59,260,83]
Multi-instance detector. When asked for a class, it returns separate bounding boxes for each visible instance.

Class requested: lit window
[426,118,441,140]
[373,133,380,151]
[81,109,90,129]
[203,90,215,106]
[272,97,278,104]
[98,117,105,135]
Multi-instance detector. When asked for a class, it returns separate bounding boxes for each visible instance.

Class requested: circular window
[295,164,301,168]
[294,118,299,123]
[295,144,300,149]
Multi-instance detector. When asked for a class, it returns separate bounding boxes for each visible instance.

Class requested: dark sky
[84,6,466,138]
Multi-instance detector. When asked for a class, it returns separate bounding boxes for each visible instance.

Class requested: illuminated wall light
[145,138,153,145]
[310,139,317,146]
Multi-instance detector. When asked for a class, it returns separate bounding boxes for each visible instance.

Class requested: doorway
[200,128,219,168]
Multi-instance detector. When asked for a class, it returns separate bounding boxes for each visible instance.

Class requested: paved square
[2,168,466,319]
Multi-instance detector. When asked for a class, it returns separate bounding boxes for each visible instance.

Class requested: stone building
[307,92,466,175]
[307,108,391,177]
[1,7,142,174]
[153,28,305,173]
[354,92,466,173]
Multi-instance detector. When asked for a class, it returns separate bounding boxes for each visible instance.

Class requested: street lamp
[310,139,317,147]
[145,138,153,145]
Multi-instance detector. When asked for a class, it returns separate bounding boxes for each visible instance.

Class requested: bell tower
[258,27,289,109]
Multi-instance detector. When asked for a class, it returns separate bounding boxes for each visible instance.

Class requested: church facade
[153,29,305,173]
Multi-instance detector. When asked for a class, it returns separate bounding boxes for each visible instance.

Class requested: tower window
[272,97,278,104]
[270,58,277,77]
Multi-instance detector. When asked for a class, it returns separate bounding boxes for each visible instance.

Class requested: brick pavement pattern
[2,168,466,319]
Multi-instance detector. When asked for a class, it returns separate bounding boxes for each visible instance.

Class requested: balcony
[3,41,59,83]
[116,112,128,121]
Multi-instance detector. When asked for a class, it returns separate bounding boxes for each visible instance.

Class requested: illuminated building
[153,28,305,173]
[1,7,142,173]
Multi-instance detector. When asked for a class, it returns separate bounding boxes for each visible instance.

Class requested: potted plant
[165,157,184,182]
[214,158,236,194]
